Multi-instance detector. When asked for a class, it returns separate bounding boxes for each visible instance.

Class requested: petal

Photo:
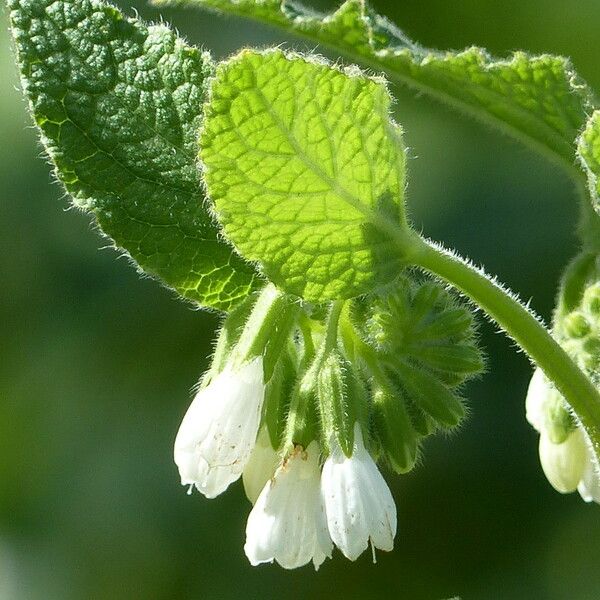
[174,357,265,497]
[539,428,587,494]
[578,436,600,504]
[322,425,396,561]
[242,427,280,504]
[525,368,547,431]
[244,442,332,569]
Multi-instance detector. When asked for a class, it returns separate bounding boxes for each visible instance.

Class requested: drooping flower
[174,357,265,499]
[526,367,600,503]
[244,441,332,569]
[242,427,280,504]
[321,424,397,560]
[538,426,588,493]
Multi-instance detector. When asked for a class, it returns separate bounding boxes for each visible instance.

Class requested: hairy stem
[406,233,600,458]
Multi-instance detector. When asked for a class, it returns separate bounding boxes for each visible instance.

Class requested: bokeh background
[1,0,600,598]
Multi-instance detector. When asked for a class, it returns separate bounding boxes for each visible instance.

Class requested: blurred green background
[1,1,600,598]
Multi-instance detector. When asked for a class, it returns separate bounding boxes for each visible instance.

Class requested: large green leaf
[200,49,409,302]
[156,0,595,171]
[9,0,259,311]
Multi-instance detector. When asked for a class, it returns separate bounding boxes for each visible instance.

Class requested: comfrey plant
[8,0,600,570]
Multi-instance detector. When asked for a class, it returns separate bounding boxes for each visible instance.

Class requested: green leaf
[579,111,600,214]
[9,0,259,311]
[200,49,409,302]
[158,0,595,171]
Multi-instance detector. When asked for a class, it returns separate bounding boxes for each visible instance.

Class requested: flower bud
[317,350,368,457]
[366,278,483,386]
[555,277,600,380]
[539,428,587,494]
[525,367,600,503]
[526,368,573,444]
[372,386,418,474]
[357,278,482,443]
[583,282,600,315]
[563,312,591,339]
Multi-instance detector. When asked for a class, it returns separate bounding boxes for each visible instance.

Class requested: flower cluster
[526,368,600,502]
[525,276,600,503]
[175,356,396,568]
[173,280,483,568]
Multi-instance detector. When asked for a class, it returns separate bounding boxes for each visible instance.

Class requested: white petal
[322,425,396,561]
[244,441,332,570]
[539,428,587,494]
[174,357,265,498]
[242,427,280,504]
[525,368,548,432]
[577,435,600,504]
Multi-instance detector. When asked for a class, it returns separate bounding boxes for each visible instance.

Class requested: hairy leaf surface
[200,50,408,301]
[9,0,259,310]
[579,112,600,214]
[157,0,595,169]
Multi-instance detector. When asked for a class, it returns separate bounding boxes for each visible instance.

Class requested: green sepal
[283,374,319,451]
[409,344,484,378]
[207,293,257,378]
[544,392,575,445]
[395,363,465,428]
[372,385,419,474]
[263,344,298,449]
[261,303,301,382]
[232,284,299,381]
[416,308,474,342]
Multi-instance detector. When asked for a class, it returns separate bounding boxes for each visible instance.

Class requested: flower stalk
[402,232,600,465]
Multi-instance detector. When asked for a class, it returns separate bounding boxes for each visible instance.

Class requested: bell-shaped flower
[321,424,397,560]
[242,427,280,504]
[174,357,265,499]
[578,450,600,503]
[244,441,332,569]
[526,367,600,503]
[539,426,588,493]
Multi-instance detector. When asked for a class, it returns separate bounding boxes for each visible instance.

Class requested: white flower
[321,424,397,561]
[244,441,332,570]
[242,427,280,504]
[526,367,600,503]
[578,449,600,503]
[525,367,549,432]
[174,357,265,499]
[538,427,588,493]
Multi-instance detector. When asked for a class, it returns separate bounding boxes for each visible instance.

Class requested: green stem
[407,233,600,457]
